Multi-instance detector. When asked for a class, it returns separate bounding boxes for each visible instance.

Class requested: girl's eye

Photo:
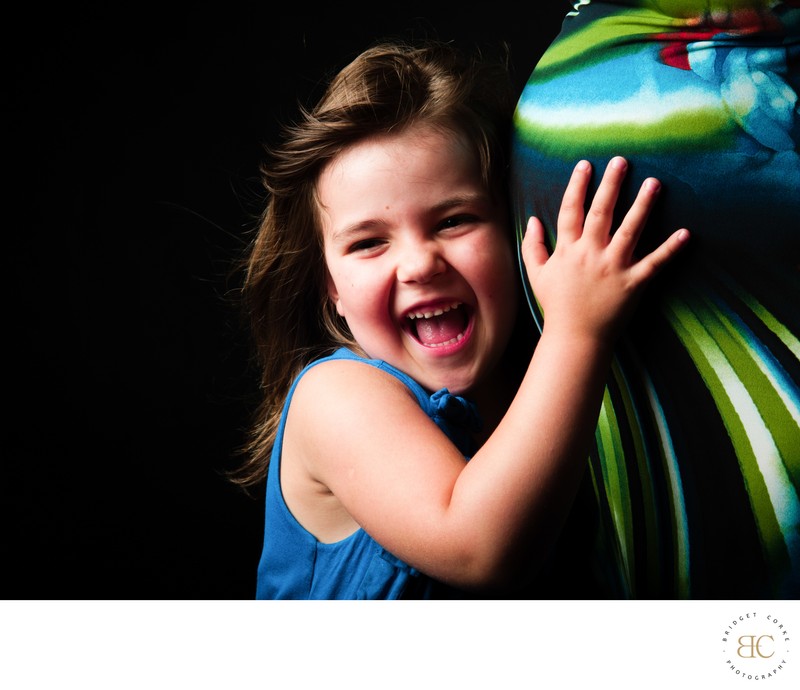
[348,238,384,253]
[438,214,477,230]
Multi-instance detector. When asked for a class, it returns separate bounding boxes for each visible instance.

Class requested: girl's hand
[521,156,689,343]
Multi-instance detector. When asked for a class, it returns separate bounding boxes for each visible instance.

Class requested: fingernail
[645,178,661,192]
[575,160,591,172]
[611,156,627,170]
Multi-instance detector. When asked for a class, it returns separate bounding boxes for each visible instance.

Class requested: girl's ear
[325,271,344,316]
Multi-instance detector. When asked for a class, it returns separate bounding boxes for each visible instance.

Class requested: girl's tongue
[413,308,466,347]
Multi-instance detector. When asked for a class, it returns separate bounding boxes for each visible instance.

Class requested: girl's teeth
[408,302,461,320]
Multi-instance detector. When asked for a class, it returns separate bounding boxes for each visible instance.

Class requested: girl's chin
[410,361,482,398]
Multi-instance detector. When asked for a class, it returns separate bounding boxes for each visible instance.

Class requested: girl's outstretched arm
[286,157,689,590]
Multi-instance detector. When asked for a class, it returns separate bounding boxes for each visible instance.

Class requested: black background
[7,5,570,599]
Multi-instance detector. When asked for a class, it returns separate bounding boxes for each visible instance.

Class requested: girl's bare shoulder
[292,356,416,418]
[286,355,449,472]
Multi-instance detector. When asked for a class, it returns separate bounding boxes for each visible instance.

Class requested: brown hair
[231,39,517,489]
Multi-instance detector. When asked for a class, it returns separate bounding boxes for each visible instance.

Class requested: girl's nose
[396,239,446,284]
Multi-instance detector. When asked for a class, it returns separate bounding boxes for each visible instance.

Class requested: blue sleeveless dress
[255,347,482,599]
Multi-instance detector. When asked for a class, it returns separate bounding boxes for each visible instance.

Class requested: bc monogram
[736,635,775,659]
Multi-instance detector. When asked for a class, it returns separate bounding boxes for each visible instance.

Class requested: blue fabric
[256,347,481,600]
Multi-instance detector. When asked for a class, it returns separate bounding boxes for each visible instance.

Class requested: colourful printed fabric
[512,0,799,597]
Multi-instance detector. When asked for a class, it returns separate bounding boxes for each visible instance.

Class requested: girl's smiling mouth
[404,302,471,348]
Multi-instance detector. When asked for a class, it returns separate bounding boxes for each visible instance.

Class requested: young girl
[233,40,689,599]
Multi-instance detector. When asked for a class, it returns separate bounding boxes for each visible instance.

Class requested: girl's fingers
[556,160,592,243]
[551,156,689,285]
[608,177,661,260]
[630,228,690,284]
[581,156,628,242]
[520,216,550,281]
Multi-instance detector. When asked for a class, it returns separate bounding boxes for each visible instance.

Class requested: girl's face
[319,125,519,395]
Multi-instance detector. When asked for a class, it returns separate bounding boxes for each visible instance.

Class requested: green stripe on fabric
[595,385,635,595]
[703,293,800,482]
[639,362,692,598]
[734,286,800,362]
[610,356,665,591]
[514,109,734,156]
[532,11,683,76]
[537,0,779,78]
[664,296,795,587]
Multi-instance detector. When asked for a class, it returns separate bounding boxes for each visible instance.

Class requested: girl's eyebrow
[434,193,487,211]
